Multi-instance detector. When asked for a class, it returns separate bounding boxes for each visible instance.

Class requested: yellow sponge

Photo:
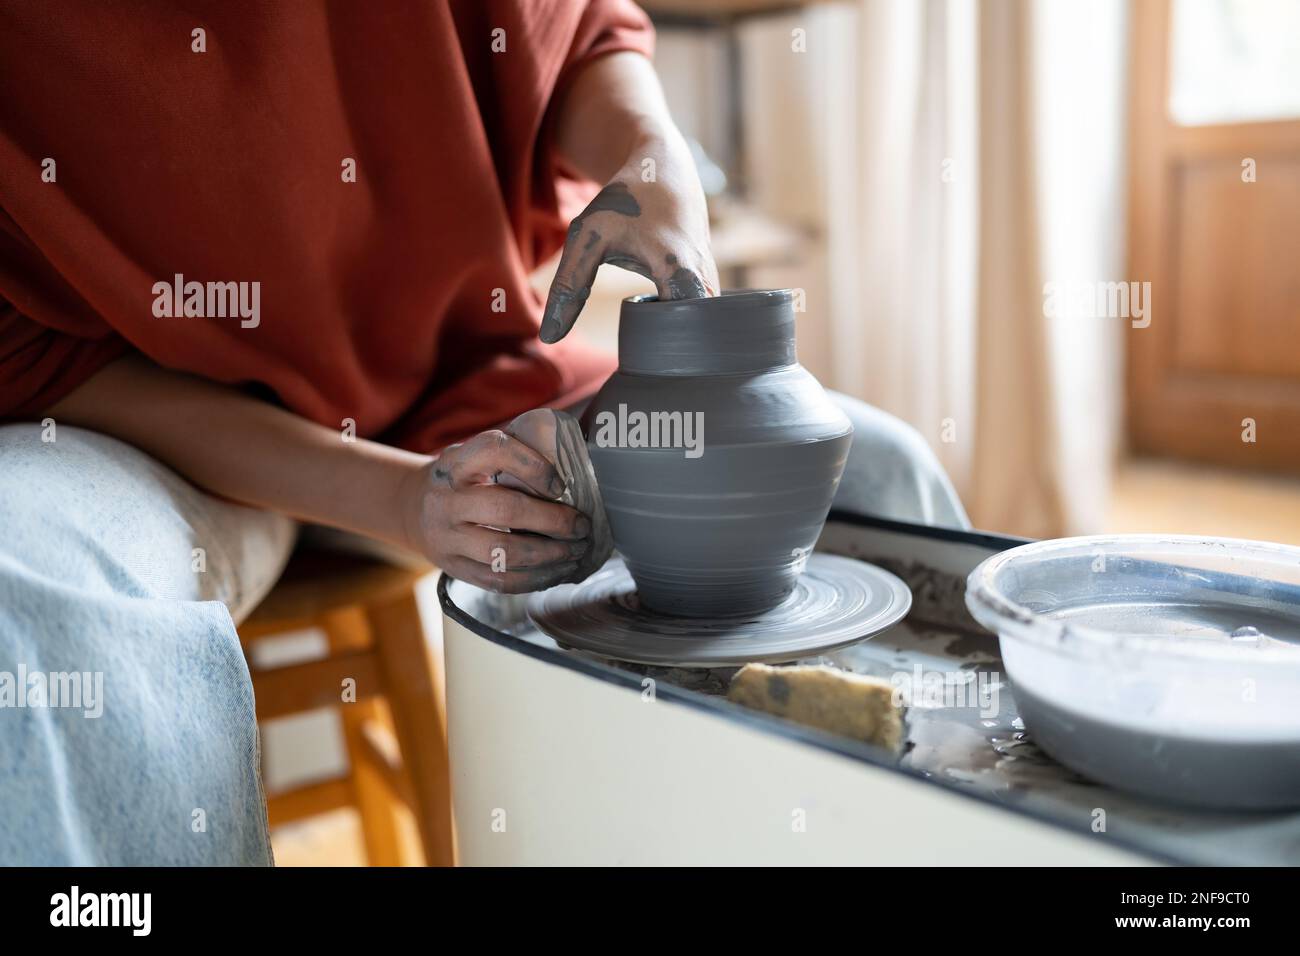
[727,663,905,753]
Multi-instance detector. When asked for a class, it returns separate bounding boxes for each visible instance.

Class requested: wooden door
[1127,0,1300,471]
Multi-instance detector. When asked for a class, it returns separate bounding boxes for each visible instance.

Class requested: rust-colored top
[0,0,647,449]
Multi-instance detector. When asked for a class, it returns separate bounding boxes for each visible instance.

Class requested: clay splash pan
[966,534,1300,810]
[443,514,1300,864]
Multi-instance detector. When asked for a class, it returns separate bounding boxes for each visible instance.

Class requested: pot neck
[617,289,798,376]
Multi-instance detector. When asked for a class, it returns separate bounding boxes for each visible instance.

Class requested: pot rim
[616,288,797,375]
[622,288,792,313]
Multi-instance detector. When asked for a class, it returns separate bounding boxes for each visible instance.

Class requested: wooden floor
[271,456,1300,866]
[272,806,425,867]
[1106,457,1300,545]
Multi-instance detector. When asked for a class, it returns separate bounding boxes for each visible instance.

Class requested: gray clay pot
[583,289,853,617]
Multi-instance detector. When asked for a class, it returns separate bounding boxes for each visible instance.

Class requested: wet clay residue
[942,630,998,660]
[664,254,708,298]
[862,557,993,646]
[574,181,642,221]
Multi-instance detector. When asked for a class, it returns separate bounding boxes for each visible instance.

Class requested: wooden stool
[237,549,454,866]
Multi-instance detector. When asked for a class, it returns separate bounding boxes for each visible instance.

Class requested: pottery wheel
[526,553,912,667]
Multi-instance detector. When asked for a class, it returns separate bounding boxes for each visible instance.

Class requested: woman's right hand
[399,429,591,593]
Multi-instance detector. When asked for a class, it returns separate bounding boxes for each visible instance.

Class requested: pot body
[584,290,853,617]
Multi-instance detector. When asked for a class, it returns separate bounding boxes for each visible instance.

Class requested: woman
[0,1,964,864]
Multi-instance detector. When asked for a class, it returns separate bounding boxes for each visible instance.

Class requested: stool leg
[341,698,405,866]
[366,588,455,866]
[321,609,405,867]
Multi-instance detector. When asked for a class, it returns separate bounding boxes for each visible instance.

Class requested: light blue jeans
[0,395,964,865]
[0,425,293,866]
[825,393,968,529]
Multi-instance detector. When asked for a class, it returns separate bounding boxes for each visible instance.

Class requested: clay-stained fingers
[653,246,719,302]
[541,181,650,343]
[441,554,580,594]
[540,220,610,344]
[654,259,711,301]
[434,430,564,499]
[455,524,588,570]
[454,485,591,540]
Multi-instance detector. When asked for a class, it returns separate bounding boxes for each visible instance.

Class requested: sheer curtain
[727,0,1129,538]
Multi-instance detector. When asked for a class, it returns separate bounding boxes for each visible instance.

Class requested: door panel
[1172,158,1300,378]
[1127,0,1300,471]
